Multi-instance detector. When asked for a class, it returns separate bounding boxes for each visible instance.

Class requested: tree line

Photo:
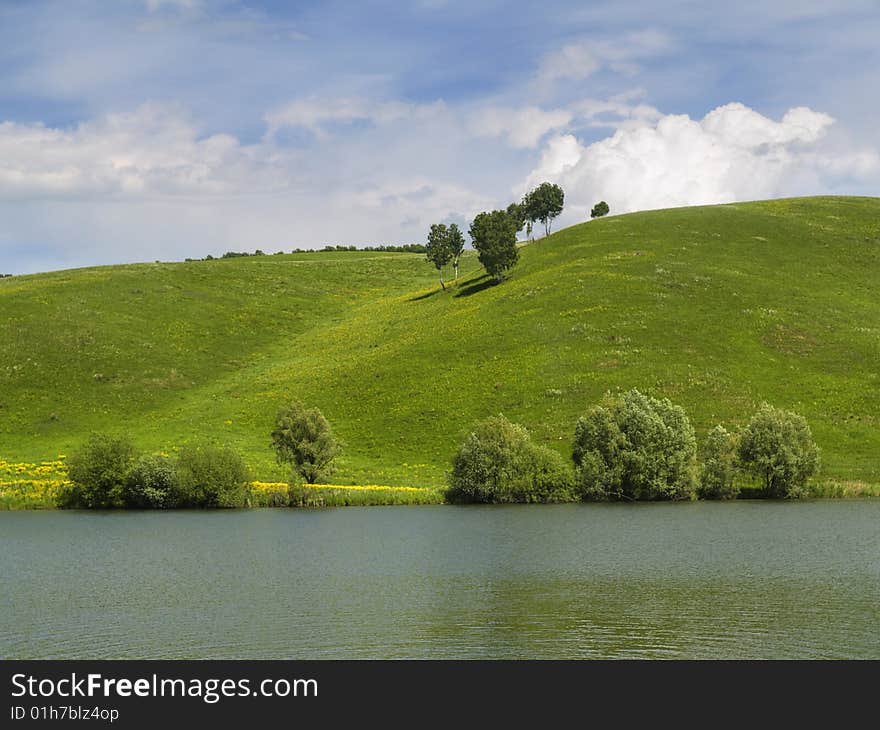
[425,182,611,287]
[59,391,819,509]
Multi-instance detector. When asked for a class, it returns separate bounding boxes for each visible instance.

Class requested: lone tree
[523,182,564,237]
[737,403,819,498]
[271,402,340,484]
[425,223,453,289]
[469,210,519,282]
[590,200,610,219]
[448,223,465,281]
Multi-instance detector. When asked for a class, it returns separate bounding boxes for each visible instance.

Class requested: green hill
[1,196,878,487]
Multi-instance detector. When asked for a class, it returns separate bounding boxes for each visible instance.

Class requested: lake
[2,501,878,659]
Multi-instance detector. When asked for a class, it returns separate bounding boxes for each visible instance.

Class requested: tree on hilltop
[469,210,518,282]
[523,182,565,237]
[425,223,454,289]
[590,201,610,219]
[448,223,465,281]
[506,202,526,235]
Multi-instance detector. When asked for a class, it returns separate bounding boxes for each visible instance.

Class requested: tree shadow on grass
[409,288,441,301]
[454,274,496,298]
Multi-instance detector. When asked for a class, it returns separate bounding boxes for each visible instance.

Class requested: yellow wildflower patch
[250,480,429,493]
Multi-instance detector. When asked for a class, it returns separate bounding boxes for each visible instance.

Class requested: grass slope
[1,196,878,487]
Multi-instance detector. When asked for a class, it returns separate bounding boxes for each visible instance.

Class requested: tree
[523,182,565,237]
[737,403,819,498]
[572,389,698,501]
[698,425,739,499]
[271,401,340,484]
[61,433,138,508]
[590,201,610,219]
[425,223,453,289]
[447,415,574,503]
[448,223,465,281]
[506,202,526,234]
[469,210,519,282]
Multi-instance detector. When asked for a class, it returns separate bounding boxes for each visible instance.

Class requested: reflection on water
[2,501,878,658]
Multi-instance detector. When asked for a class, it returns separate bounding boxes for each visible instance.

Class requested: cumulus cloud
[468,105,572,148]
[264,97,446,140]
[521,102,879,220]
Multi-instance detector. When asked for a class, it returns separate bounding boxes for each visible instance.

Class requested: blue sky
[1,0,878,273]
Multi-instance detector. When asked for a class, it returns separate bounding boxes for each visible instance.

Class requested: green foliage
[737,403,820,498]
[124,454,179,508]
[573,390,697,501]
[271,402,340,484]
[469,210,519,282]
[698,425,739,499]
[590,201,610,219]
[524,182,565,236]
[506,202,527,233]
[447,415,575,503]
[174,444,251,507]
[425,223,465,286]
[425,223,454,289]
[60,434,138,508]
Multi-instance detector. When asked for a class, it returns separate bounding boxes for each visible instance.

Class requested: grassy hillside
[1,196,878,488]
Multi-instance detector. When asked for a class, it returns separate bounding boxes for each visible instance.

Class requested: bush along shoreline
[2,391,872,510]
[446,390,825,504]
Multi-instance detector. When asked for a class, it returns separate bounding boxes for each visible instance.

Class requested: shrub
[737,403,820,498]
[60,434,138,508]
[572,390,697,501]
[521,445,576,503]
[174,444,251,508]
[271,402,340,484]
[590,201,610,219]
[446,415,575,503]
[698,425,739,499]
[124,454,179,508]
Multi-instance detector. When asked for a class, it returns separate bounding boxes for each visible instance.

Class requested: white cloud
[468,105,572,148]
[0,100,494,272]
[264,97,445,140]
[522,102,879,221]
[535,30,674,90]
[0,103,287,199]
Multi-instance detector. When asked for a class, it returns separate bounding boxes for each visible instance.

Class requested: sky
[1,0,879,274]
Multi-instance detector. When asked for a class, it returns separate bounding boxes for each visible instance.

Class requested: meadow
[1,196,878,495]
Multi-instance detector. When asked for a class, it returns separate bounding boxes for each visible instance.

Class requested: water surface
[2,502,878,658]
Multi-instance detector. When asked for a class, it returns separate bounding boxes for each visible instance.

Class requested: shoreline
[1,478,877,511]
